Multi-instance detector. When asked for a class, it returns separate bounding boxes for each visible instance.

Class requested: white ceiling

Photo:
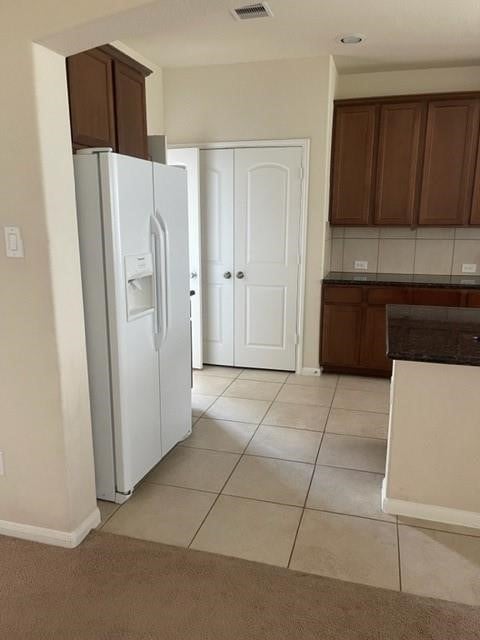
[120,0,480,72]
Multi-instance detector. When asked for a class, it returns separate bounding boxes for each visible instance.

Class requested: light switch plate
[462,263,477,274]
[4,226,24,258]
[354,260,368,271]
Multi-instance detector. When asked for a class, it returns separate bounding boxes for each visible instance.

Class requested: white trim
[0,507,101,548]
[382,481,480,530]
[169,138,310,374]
[170,138,309,151]
[295,140,310,375]
[300,367,321,376]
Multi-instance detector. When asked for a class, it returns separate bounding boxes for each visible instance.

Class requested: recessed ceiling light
[338,34,365,45]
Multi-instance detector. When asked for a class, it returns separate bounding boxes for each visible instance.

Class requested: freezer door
[100,153,162,494]
[153,163,192,454]
[74,153,116,501]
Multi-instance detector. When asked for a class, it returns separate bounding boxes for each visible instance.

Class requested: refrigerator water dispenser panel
[125,253,154,321]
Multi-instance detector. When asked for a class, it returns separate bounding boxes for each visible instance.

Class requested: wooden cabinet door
[330,105,377,225]
[374,102,425,225]
[67,49,116,149]
[321,304,362,367]
[418,99,480,225]
[466,291,480,307]
[360,306,392,373]
[113,61,148,160]
[469,140,480,224]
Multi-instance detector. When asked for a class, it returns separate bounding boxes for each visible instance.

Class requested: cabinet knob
[223,271,232,279]
[236,271,245,279]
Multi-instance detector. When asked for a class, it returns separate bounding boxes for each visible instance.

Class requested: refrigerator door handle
[150,215,164,350]
[156,211,169,344]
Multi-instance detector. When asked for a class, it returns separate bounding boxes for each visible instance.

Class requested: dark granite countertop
[387,304,480,366]
[324,272,480,289]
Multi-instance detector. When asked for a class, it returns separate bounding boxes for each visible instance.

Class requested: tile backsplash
[330,227,480,275]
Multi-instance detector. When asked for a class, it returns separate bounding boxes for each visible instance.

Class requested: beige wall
[331,227,480,275]
[385,360,480,516]
[336,65,480,99]
[0,0,158,538]
[163,56,337,369]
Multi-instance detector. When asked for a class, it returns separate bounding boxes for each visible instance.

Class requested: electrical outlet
[462,263,477,274]
[0,452,4,476]
[354,260,368,271]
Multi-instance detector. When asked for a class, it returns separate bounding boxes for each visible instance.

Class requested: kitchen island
[382,304,480,529]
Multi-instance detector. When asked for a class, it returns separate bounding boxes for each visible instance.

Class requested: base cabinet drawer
[367,287,411,305]
[411,288,463,306]
[323,286,363,304]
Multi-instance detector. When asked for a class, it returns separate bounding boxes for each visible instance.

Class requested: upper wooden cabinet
[67,45,151,159]
[469,137,480,225]
[418,99,479,226]
[374,102,425,226]
[329,92,480,227]
[113,61,149,159]
[330,104,377,225]
[67,49,116,150]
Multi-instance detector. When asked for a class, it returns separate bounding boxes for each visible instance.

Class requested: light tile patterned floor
[99,366,480,606]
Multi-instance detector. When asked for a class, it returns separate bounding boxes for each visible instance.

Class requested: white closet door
[200,149,234,365]
[234,147,303,371]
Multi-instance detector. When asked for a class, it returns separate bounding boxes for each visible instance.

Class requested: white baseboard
[0,507,101,548]
[298,367,321,376]
[381,481,480,530]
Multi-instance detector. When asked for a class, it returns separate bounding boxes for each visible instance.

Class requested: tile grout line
[187,373,296,549]
[96,504,121,531]
[192,371,242,418]
[111,368,246,528]
[196,371,289,421]
[396,520,403,592]
[186,380,270,549]
[287,374,340,569]
[397,521,480,540]
[175,445,385,475]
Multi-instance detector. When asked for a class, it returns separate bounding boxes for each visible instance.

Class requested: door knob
[223,271,232,279]
[236,271,245,279]
[190,271,198,279]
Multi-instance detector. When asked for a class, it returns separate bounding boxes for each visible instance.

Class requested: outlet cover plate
[354,260,368,271]
[462,263,477,274]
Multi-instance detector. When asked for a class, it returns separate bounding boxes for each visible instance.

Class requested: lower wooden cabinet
[360,306,391,372]
[322,304,362,367]
[321,283,480,376]
[467,291,480,307]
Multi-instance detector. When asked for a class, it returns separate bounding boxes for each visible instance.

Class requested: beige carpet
[0,531,479,639]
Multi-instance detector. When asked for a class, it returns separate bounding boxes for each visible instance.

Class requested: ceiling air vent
[231,2,273,21]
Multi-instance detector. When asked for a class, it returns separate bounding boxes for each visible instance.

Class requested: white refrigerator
[74,149,192,503]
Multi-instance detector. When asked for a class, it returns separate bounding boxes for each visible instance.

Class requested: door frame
[169,138,310,374]
[166,148,203,369]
